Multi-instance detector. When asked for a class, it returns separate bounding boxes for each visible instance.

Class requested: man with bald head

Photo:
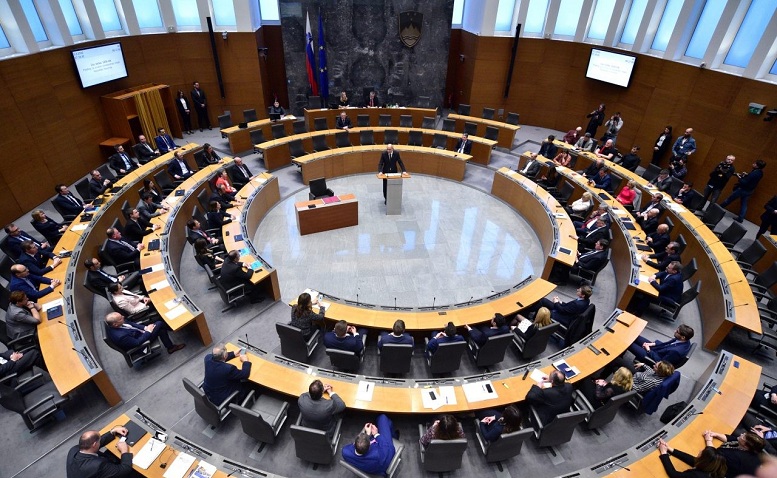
[132,134,160,164]
[526,370,575,425]
[378,144,407,205]
[66,425,132,478]
[230,156,253,187]
[203,343,251,405]
[105,311,184,355]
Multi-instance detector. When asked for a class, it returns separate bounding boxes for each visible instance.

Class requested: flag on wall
[305,12,318,96]
[317,12,329,101]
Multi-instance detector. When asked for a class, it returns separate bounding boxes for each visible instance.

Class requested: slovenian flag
[318,11,329,101]
[305,12,318,96]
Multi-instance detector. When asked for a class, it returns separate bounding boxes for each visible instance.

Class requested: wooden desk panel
[304,107,437,132]
[447,113,520,149]
[295,194,358,236]
[220,116,297,154]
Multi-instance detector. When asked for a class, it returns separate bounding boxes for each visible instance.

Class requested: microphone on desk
[432,297,436,308]
[727,279,745,286]
[394,297,397,310]
[245,333,250,348]
[608,461,631,472]
[468,296,473,305]
[733,303,750,307]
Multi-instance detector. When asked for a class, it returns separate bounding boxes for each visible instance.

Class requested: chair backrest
[243,108,257,123]
[314,117,328,131]
[641,371,681,414]
[193,150,208,169]
[417,95,431,108]
[678,280,701,308]
[585,390,638,430]
[97,164,116,182]
[503,112,519,125]
[408,130,423,146]
[675,233,687,254]
[485,126,499,142]
[275,322,315,363]
[738,241,767,267]
[293,119,308,135]
[383,130,398,145]
[518,322,560,359]
[379,343,413,374]
[482,107,495,119]
[229,401,276,444]
[75,178,92,201]
[556,182,575,204]
[421,116,436,129]
[536,410,589,448]
[642,164,662,182]
[684,190,706,211]
[309,177,330,197]
[289,139,306,158]
[422,438,467,472]
[399,115,413,127]
[473,332,513,367]
[312,134,330,151]
[218,114,232,129]
[463,122,478,136]
[663,215,674,233]
[668,177,684,197]
[565,303,596,344]
[378,114,391,126]
[271,123,286,139]
[432,134,447,149]
[359,130,375,146]
[250,128,267,145]
[290,422,336,465]
[197,189,210,212]
[756,262,777,289]
[336,131,352,148]
[701,203,726,228]
[673,342,696,368]
[480,427,532,463]
[308,96,322,109]
[718,221,747,247]
[153,171,175,193]
[458,104,470,115]
[442,118,456,132]
[680,257,698,282]
[429,340,467,374]
[326,348,361,371]
[357,114,370,127]
[182,377,223,428]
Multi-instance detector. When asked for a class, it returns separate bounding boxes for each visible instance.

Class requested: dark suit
[336,116,352,129]
[628,337,691,366]
[454,138,472,154]
[536,297,590,327]
[89,178,111,199]
[176,95,192,132]
[7,231,53,259]
[106,320,174,350]
[298,391,346,438]
[138,201,163,223]
[133,142,159,164]
[378,150,406,200]
[65,431,133,478]
[104,238,140,268]
[537,141,558,159]
[365,95,380,108]
[647,231,670,252]
[220,259,253,290]
[17,252,55,276]
[378,332,414,349]
[203,351,251,405]
[230,163,253,186]
[644,251,681,272]
[191,86,210,129]
[592,172,612,191]
[578,225,609,249]
[426,333,464,355]
[573,249,608,274]
[519,158,542,177]
[108,152,138,175]
[341,414,396,476]
[651,175,672,192]
[526,383,575,425]
[167,158,194,180]
[468,325,510,347]
[187,228,217,245]
[651,270,683,305]
[123,219,153,242]
[53,193,84,217]
[206,211,231,228]
[155,134,179,154]
[86,269,141,292]
[640,216,659,235]
[32,219,64,245]
[324,330,365,356]
[209,191,233,211]
[9,274,54,301]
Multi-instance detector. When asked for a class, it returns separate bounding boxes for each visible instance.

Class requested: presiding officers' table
[295,193,358,236]
[304,106,438,132]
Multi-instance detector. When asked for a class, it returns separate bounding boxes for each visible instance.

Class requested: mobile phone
[485,384,494,393]
[119,436,127,443]
[429,391,436,400]
[239,347,246,355]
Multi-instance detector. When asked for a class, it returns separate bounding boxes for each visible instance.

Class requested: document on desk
[253,176,267,184]
[530,369,552,388]
[188,460,217,478]
[462,381,498,403]
[167,304,188,319]
[162,452,196,478]
[356,381,374,401]
[421,388,444,410]
[438,386,457,405]
[133,438,166,469]
[70,224,89,232]
[150,279,170,291]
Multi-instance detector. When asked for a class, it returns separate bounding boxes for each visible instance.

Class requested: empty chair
[484,126,499,142]
[276,322,320,363]
[417,423,467,473]
[74,178,93,201]
[243,108,257,123]
[314,117,328,131]
[182,377,240,428]
[250,128,267,148]
[425,339,467,374]
[553,182,575,206]
[747,262,777,302]
[340,440,404,478]
[442,118,456,132]
[379,343,413,375]
[529,409,589,453]
[336,131,352,148]
[229,390,289,449]
[383,130,398,145]
[357,114,370,127]
[733,241,767,273]
[359,130,375,146]
[378,114,391,126]
[416,95,431,108]
[293,119,307,135]
[288,139,308,159]
[309,177,335,200]
[291,414,341,466]
[675,233,688,254]
[458,104,471,115]
[473,419,533,466]
[716,221,747,249]
[513,321,560,359]
[642,164,662,182]
[308,95,322,109]
[463,122,478,136]
[696,203,726,229]
[421,116,436,129]
[573,389,638,432]
[680,257,698,282]
[482,107,495,120]
[505,112,520,125]
[399,115,413,127]
[271,123,286,139]
[0,375,69,431]
[467,332,513,368]
[407,130,423,146]
[214,274,246,312]
[312,134,330,152]
[655,280,701,322]
[218,113,232,131]
[431,133,447,149]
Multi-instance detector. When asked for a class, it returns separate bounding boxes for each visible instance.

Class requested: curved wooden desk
[232,310,645,414]
[446,113,520,149]
[290,144,470,185]
[256,126,496,170]
[304,106,437,132]
[220,115,297,154]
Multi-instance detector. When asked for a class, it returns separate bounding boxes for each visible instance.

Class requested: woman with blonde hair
[511,307,551,341]
[633,360,674,393]
[568,191,594,215]
[579,366,633,409]
[30,209,66,245]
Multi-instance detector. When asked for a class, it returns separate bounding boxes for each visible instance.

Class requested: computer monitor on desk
[269,113,281,122]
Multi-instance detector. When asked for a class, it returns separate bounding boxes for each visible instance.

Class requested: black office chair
[421,116,436,129]
[732,241,767,273]
[293,119,307,135]
[153,171,177,195]
[250,128,267,146]
[276,323,320,363]
[182,377,240,429]
[399,115,413,127]
[288,139,308,159]
[680,257,698,282]
[291,414,342,466]
[553,182,575,206]
[642,164,662,182]
[359,130,375,146]
[357,114,370,127]
[74,178,93,202]
[695,203,726,229]
[243,108,257,123]
[106,291,157,325]
[442,118,456,132]
[458,104,471,115]
[378,343,413,375]
[463,122,478,136]
[573,389,638,432]
[271,123,286,140]
[746,261,777,302]
[674,233,687,254]
[467,332,513,368]
[407,130,423,146]
[314,117,328,131]
[229,390,289,450]
[218,113,232,137]
[416,95,431,108]
[432,133,447,149]
[716,221,747,250]
[378,114,391,126]
[213,274,246,313]
[424,339,467,374]
[0,374,69,432]
[383,130,399,145]
[417,423,467,473]
[482,107,495,120]
[102,322,162,368]
[0,317,37,355]
[529,408,588,455]
[309,177,334,200]
[485,126,499,142]
[513,321,560,359]
[335,131,352,148]
[98,239,137,275]
[312,134,330,152]
[505,112,520,125]
[654,280,701,322]
[50,199,79,222]
[573,249,612,286]
[473,419,532,468]
[308,96,322,109]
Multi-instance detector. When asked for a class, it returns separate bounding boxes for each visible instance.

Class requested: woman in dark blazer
[194,238,222,273]
[657,439,727,478]
[176,90,193,134]
[652,126,673,165]
[30,210,66,245]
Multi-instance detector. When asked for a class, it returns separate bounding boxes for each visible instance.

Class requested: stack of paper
[162,452,196,478]
[132,438,166,469]
[462,381,498,403]
[529,369,552,388]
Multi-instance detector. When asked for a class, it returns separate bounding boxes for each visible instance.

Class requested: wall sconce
[459,54,465,63]
[222,31,228,40]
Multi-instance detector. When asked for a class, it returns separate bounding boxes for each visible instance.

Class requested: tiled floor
[254,175,545,306]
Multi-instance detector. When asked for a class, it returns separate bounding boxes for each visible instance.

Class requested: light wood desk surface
[220,115,297,154]
[446,113,520,149]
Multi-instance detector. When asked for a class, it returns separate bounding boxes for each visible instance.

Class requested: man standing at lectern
[378,144,407,205]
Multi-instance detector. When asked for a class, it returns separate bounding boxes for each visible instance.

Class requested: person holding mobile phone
[203,343,251,405]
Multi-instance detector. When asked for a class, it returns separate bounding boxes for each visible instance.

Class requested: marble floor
[253,174,545,307]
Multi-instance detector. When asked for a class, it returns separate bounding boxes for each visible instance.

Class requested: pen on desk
[502,382,509,389]
[601,347,610,356]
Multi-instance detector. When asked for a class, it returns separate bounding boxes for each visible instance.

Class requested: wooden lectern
[377,172,410,215]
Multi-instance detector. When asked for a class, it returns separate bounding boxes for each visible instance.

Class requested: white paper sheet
[132,438,165,469]
[150,279,170,291]
[438,386,457,405]
[167,304,187,319]
[462,381,498,403]
[356,381,374,401]
[70,224,89,231]
[162,452,196,478]
[421,388,443,410]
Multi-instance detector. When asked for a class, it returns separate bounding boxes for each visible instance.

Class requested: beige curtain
[134,89,170,150]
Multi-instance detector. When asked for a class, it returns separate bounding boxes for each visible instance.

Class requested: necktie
[122,154,131,169]
[100,270,118,283]
[166,137,173,149]
[145,143,153,152]
[68,195,80,206]
[458,143,465,153]
[179,160,189,174]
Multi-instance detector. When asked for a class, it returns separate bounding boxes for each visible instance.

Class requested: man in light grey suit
[298,379,345,438]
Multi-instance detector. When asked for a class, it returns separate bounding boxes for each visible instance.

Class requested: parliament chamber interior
[2,0,777,477]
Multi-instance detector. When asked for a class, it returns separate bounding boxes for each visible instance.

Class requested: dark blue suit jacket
[647,339,691,365]
[32,218,64,244]
[592,173,612,191]
[17,252,54,276]
[469,325,510,347]
[378,333,413,349]
[9,274,53,301]
[550,298,590,325]
[105,239,140,265]
[7,231,52,259]
[203,352,251,405]
[324,331,364,355]
[106,320,152,351]
[155,134,179,154]
[53,194,84,216]
[167,158,193,179]
[426,333,465,354]
[652,271,683,305]
[341,414,396,475]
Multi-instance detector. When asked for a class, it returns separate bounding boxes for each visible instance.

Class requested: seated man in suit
[579,158,604,179]
[88,169,113,199]
[220,250,263,303]
[9,264,60,302]
[138,193,168,223]
[17,240,62,276]
[526,370,575,425]
[132,134,160,164]
[453,133,473,154]
[636,193,664,220]
[574,132,594,151]
[639,208,661,235]
[230,156,253,187]
[105,312,185,355]
[571,238,609,278]
[66,426,132,478]
[529,135,558,160]
[574,218,610,250]
[155,127,179,154]
[649,169,672,192]
[630,261,684,315]
[167,150,194,181]
[646,224,671,252]
[123,208,159,242]
[642,241,681,271]
[378,319,414,350]
[324,320,367,357]
[530,285,592,327]
[365,90,380,108]
[4,222,54,259]
[573,204,610,231]
[187,219,221,246]
[342,414,397,476]
[518,154,543,178]
[84,257,141,292]
[298,379,346,438]
[628,324,694,367]
[426,321,465,356]
[465,313,509,346]
[203,343,250,404]
[616,145,642,171]
[104,227,144,270]
[53,184,85,217]
[5,291,41,340]
[589,167,613,192]
[336,111,352,130]
[108,145,139,177]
